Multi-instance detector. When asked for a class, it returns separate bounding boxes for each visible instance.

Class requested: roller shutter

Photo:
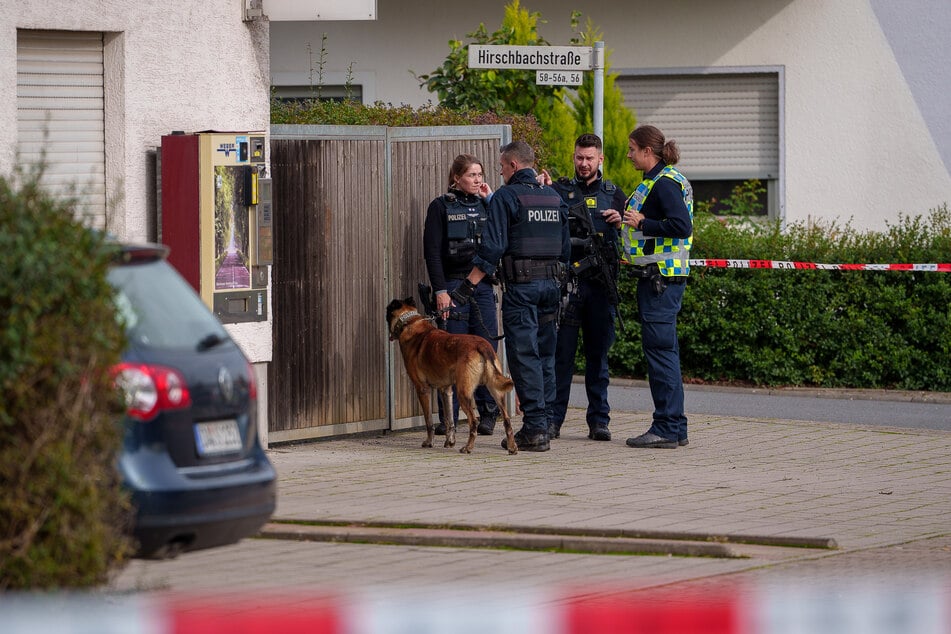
[617,73,779,181]
[17,30,106,225]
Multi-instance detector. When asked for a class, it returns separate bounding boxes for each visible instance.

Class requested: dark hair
[447,154,484,190]
[575,133,603,152]
[629,125,680,165]
[500,140,535,167]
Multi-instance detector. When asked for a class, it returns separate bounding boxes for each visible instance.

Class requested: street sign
[467,45,591,71]
[535,70,583,86]
[464,42,604,142]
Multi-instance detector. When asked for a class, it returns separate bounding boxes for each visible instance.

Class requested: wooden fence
[268,125,510,442]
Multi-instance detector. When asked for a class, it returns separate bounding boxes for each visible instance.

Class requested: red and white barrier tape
[689,259,951,271]
[4,583,951,633]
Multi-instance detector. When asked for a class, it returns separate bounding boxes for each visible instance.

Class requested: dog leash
[451,298,505,341]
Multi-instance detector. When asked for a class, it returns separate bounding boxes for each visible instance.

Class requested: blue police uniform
[549,173,627,440]
[622,163,693,445]
[471,168,571,447]
[423,189,500,433]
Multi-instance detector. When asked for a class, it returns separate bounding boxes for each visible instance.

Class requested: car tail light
[113,362,192,421]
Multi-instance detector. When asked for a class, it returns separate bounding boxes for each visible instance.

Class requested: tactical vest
[507,185,564,259]
[554,177,620,262]
[443,193,488,270]
[621,166,694,277]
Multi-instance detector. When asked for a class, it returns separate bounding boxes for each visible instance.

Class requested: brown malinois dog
[386,297,517,454]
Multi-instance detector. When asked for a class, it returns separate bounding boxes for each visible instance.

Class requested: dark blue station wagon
[108,243,276,558]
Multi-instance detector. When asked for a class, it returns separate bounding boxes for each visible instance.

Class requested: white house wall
[2,0,274,439]
[270,0,951,231]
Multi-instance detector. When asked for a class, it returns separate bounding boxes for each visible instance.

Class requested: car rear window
[108,259,230,350]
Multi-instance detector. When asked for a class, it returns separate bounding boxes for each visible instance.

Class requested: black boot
[588,424,611,441]
[477,417,496,436]
[503,430,550,452]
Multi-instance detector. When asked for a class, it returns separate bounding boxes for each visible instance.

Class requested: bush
[270,99,549,167]
[0,165,131,589]
[609,205,951,391]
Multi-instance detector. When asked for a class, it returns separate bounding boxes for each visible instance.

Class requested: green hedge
[609,206,951,391]
[0,166,131,589]
[271,99,551,168]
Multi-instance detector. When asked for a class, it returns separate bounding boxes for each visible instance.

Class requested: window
[617,70,781,218]
[271,84,362,104]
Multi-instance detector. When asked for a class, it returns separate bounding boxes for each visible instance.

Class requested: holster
[629,263,660,279]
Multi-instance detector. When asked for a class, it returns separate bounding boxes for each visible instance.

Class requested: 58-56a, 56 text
[535,71,583,86]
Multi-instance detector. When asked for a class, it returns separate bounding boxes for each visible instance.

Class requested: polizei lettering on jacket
[527,208,561,222]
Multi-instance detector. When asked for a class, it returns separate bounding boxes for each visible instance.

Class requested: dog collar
[391,310,421,339]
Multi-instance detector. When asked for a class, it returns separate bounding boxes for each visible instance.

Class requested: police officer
[621,125,693,449]
[451,141,570,452]
[540,134,627,442]
[423,154,499,436]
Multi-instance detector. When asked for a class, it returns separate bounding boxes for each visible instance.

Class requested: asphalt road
[571,380,951,431]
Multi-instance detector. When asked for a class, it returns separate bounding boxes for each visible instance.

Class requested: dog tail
[480,348,514,392]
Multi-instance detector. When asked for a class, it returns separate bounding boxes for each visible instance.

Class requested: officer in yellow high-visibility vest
[621,125,694,449]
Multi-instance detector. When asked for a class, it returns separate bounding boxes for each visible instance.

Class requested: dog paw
[507,447,518,455]
[422,440,433,448]
[444,440,455,448]
[459,446,471,454]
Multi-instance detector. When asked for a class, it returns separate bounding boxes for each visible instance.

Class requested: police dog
[386,297,517,454]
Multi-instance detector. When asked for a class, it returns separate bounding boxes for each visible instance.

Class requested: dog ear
[386,299,402,323]
[404,297,417,307]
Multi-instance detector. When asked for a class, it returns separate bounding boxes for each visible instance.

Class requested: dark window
[271,85,362,104]
[692,179,768,216]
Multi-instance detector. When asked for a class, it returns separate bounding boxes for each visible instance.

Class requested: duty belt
[629,262,687,283]
[501,257,564,284]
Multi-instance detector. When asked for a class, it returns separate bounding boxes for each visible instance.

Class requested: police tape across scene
[678,259,951,271]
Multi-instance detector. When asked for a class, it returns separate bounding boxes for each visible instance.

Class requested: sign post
[467,43,605,144]
[593,41,604,142]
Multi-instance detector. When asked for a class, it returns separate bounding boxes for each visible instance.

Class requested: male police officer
[539,134,626,442]
[451,141,570,452]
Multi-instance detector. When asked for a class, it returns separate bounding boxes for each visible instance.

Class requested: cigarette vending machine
[160,131,272,323]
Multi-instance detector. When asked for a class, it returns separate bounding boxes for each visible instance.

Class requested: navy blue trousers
[637,277,688,442]
[551,279,615,431]
[501,279,561,436]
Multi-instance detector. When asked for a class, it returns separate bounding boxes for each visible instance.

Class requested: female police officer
[423,154,500,436]
[621,125,693,449]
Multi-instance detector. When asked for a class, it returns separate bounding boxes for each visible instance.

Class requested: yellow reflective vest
[621,165,693,277]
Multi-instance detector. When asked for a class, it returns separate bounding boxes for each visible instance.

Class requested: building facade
[2,0,274,441]
[270,0,951,231]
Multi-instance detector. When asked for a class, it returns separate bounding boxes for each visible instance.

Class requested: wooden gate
[268,125,509,442]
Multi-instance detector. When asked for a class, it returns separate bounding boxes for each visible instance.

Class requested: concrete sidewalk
[263,403,951,557]
[114,398,951,598]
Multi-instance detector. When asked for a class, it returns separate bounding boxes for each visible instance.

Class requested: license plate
[194,419,243,456]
